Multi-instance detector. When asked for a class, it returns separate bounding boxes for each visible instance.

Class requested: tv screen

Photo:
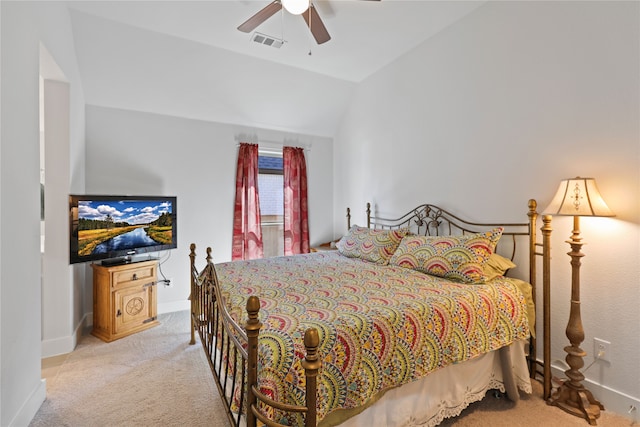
[69,195,177,264]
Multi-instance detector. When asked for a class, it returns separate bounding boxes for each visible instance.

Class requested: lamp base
[548,381,604,425]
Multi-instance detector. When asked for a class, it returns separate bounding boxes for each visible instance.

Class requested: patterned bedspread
[216,251,530,425]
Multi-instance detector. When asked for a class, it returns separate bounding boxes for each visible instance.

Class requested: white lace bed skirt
[337,340,532,427]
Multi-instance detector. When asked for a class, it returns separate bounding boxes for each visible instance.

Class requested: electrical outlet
[594,338,611,363]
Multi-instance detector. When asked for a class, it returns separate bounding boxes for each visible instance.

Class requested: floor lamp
[544,177,614,425]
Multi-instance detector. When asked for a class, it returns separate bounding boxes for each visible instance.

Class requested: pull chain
[308,4,312,56]
[281,4,285,44]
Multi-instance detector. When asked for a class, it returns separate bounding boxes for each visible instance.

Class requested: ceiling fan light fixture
[282,0,309,15]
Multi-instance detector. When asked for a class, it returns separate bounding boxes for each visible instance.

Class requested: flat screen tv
[69,195,177,265]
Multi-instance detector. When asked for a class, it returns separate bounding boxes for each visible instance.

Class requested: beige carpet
[30,310,633,427]
[31,310,228,427]
[439,380,632,427]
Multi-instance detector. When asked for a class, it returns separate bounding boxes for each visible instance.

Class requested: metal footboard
[189,244,321,427]
[190,245,247,427]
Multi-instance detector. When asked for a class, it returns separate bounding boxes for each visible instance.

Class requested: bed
[189,199,552,427]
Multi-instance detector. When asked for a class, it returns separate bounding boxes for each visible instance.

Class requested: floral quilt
[215,251,530,425]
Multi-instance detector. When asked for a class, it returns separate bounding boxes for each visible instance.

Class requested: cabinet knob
[132,273,138,280]
[117,309,122,317]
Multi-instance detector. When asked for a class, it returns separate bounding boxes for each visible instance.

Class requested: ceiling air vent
[252,32,285,49]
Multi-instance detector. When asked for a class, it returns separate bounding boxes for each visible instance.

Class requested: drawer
[112,263,157,289]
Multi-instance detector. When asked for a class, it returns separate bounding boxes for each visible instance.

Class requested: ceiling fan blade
[237,1,282,33]
[302,3,331,44]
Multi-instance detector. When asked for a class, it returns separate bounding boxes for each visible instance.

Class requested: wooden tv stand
[91,259,159,342]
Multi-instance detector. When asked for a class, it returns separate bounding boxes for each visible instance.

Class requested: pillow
[483,253,517,281]
[336,225,408,265]
[388,227,504,283]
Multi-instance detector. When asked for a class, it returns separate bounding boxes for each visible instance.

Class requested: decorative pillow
[336,225,408,265]
[388,227,504,283]
[483,253,517,281]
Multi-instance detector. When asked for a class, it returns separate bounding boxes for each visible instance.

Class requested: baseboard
[8,379,46,427]
[158,299,190,314]
[41,313,89,358]
[75,312,89,341]
[550,362,639,423]
[42,302,188,357]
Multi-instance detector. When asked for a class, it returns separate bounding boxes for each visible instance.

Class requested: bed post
[246,295,262,427]
[347,207,351,230]
[527,200,538,376]
[301,328,321,427]
[189,243,197,346]
[366,202,371,228]
[541,215,553,400]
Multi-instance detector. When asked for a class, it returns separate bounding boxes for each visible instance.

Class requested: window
[258,154,284,257]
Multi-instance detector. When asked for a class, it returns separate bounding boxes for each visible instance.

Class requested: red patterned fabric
[283,146,309,255]
[232,143,264,260]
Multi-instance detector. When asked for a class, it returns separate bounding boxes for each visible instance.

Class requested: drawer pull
[132,273,138,280]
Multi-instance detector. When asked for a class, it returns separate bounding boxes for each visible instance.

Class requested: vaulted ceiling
[66,1,485,136]
[67,1,485,82]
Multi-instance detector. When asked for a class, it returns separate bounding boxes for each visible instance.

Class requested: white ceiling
[66,0,485,83]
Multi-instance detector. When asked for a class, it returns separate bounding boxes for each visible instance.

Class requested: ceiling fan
[238,0,379,45]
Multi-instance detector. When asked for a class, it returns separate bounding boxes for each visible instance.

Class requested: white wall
[73,7,345,315]
[69,8,355,139]
[3,1,637,425]
[0,1,86,425]
[85,105,334,314]
[334,1,639,420]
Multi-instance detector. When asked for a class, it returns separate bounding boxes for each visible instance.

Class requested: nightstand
[311,241,338,252]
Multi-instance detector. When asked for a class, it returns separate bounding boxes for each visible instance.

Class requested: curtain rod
[235,138,312,152]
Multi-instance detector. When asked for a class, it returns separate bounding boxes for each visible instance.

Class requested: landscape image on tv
[76,199,173,256]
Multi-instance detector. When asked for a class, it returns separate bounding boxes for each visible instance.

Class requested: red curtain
[283,146,310,255]
[232,143,264,260]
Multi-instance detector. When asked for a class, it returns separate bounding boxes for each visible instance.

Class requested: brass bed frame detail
[189,199,552,427]
[189,246,323,427]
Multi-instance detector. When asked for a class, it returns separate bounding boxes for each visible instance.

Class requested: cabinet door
[114,283,156,335]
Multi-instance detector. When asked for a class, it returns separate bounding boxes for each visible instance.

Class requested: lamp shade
[282,0,309,15]
[543,177,615,217]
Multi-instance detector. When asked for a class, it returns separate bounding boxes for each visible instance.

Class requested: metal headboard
[347,200,551,399]
[348,202,533,262]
